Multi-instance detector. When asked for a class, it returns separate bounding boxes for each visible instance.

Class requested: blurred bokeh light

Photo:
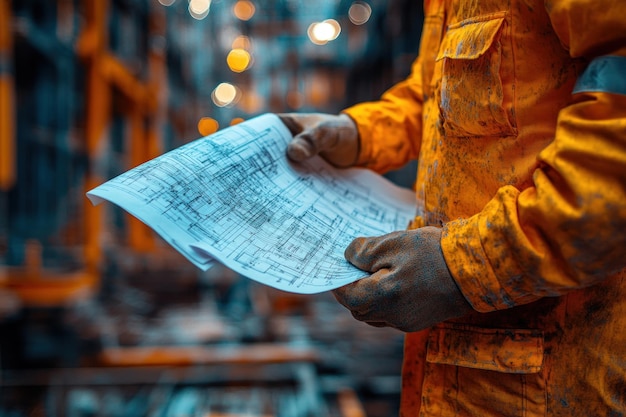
[227,48,252,72]
[348,1,372,25]
[197,116,220,136]
[212,82,241,107]
[307,19,341,45]
[233,0,256,21]
[189,0,211,19]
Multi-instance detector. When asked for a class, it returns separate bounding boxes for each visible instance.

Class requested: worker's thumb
[277,113,359,167]
[344,235,390,272]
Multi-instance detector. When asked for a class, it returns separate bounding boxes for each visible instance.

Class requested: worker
[279,0,626,415]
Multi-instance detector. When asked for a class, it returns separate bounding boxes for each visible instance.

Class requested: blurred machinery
[0,0,421,415]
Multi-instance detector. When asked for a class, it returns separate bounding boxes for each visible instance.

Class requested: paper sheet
[87,114,416,294]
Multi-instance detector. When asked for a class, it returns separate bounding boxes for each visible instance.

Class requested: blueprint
[87,114,417,294]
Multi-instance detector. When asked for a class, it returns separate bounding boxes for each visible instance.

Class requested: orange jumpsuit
[342,0,626,415]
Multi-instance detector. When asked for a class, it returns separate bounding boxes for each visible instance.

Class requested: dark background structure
[0,0,423,415]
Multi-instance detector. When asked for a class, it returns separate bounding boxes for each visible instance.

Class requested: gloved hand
[333,227,473,332]
[277,113,360,168]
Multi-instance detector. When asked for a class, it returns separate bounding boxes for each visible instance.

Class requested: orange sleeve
[441,0,626,312]
[544,0,626,59]
[341,56,424,174]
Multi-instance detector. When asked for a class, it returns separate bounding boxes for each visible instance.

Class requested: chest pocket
[435,12,517,138]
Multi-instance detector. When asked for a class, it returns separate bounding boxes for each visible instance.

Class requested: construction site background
[0,1,422,415]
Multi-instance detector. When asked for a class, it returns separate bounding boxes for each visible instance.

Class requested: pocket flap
[426,324,544,373]
[436,13,506,61]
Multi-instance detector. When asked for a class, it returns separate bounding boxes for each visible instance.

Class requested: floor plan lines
[88,114,416,294]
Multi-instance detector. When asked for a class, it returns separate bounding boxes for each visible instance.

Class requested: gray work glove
[333,227,473,332]
[277,113,360,168]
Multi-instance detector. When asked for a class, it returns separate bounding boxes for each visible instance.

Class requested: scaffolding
[0,1,421,415]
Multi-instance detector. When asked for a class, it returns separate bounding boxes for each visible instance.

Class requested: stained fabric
[342,0,626,415]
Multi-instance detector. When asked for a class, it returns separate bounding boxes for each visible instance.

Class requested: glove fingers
[291,123,341,158]
[345,237,374,271]
[332,269,390,317]
[280,113,339,162]
[286,133,317,161]
[277,114,305,135]
[345,234,399,271]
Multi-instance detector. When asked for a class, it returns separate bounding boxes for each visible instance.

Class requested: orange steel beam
[1,1,101,307]
[0,0,15,190]
[127,104,155,252]
[99,344,320,367]
[81,0,110,155]
[4,0,167,306]
[337,388,367,417]
[120,1,165,252]
[4,240,97,306]
[147,2,167,161]
[79,0,167,255]
[81,0,109,274]
[100,53,157,112]
[5,269,97,306]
